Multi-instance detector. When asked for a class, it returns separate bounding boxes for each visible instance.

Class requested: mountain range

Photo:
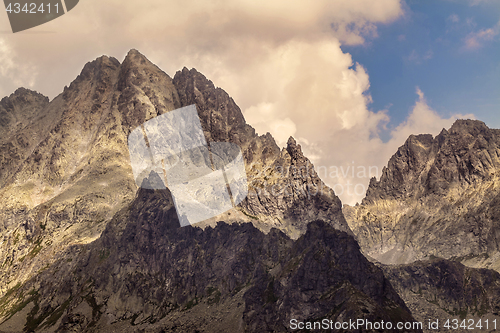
[0,50,498,332]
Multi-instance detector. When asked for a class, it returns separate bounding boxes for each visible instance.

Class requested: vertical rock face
[345,120,500,269]
[0,188,417,332]
[0,50,349,303]
[382,259,500,331]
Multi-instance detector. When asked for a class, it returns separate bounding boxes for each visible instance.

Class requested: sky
[0,0,499,205]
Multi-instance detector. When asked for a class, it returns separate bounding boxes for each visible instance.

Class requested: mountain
[0,50,349,301]
[0,50,375,332]
[344,120,500,270]
[0,188,416,332]
[3,48,498,333]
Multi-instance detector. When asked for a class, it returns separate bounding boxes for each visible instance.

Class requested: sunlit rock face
[345,120,500,270]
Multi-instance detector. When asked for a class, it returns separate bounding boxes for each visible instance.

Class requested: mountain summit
[345,119,500,269]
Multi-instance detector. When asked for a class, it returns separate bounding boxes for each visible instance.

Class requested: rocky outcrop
[0,88,49,137]
[345,120,500,269]
[0,188,416,332]
[382,258,500,333]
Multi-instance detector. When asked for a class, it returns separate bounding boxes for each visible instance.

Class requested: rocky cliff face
[0,50,350,329]
[172,67,348,237]
[345,120,500,270]
[382,258,500,333]
[0,188,416,332]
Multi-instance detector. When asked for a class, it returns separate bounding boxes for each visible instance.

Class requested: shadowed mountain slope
[0,188,417,332]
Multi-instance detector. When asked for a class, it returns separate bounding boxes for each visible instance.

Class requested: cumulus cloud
[244,103,297,146]
[0,0,403,98]
[301,87,474,206]
[388,88,474,145]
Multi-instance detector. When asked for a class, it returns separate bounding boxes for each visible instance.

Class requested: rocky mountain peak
[449,119,489,135]
[286,136,300,155]
[65,55,120,93]
[346,120,500,269]
[0,87,48,108]
[364,120,500,204]
[172,66,247,144]
[0,88,49,137]
[171,64,349,237]
[0,50,352,300]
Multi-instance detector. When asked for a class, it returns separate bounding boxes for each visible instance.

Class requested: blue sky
[343,0,500,136]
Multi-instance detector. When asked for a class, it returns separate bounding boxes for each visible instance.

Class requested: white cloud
[388,87,474,145]
[464,22,500,50]
[302,87,474,206]
[0,0,404,99]
[0,39,37,97]
[244,103,297,146]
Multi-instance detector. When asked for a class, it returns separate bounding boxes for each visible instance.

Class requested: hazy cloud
[0,38,37,96]
[406,49,434,64]
[447,14,460,23]
[464,21,500,50]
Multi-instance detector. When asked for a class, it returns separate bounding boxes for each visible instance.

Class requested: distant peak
[450,119,487,133]
[1,87,49,107]
[123,49,151,66]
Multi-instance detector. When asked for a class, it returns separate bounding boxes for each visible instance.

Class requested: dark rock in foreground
[0,188,417,332]
[383,258,500,332]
